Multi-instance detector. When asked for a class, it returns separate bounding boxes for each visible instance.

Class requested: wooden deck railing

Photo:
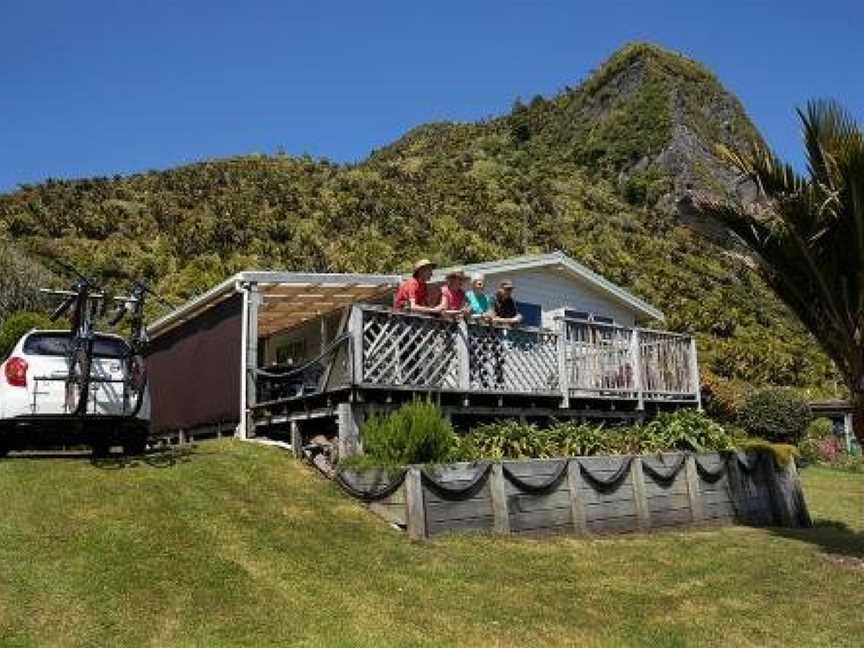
[345,305,700,406]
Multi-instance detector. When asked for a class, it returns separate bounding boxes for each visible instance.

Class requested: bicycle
[108,281,169,416]
[40,263,108,416]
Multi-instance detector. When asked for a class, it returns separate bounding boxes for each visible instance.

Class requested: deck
[251,304,700,448]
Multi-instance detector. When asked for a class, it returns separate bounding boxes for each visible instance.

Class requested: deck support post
[490,463,511,534]
[457,319,470,391]
[290,420,302,459]
[243,284,261,439]
[631,329,644,411]
[557,318,570,409]
[349,306,364,385]
[337,402,364,458]
[630,457,650,531]
[405,467,426,540]
[684,455,704,523]
[689,337,702,410]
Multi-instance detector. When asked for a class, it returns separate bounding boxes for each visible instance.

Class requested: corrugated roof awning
[147,271,401,340]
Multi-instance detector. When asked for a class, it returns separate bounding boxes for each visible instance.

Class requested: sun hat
[445,268,468,280]
[499,279,514,289]
[412,259,436,276]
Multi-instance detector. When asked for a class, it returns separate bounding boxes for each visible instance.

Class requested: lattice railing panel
[361,310,459,388]
[563,321,636,397]
[467,325,559,393]
[639,331,695,397]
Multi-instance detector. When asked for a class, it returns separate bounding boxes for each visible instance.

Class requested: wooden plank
[425,498,494,523]
[587,515,639,535]
[427,515,495,536]
[703,501,736,520]
[643,478,689,497]
[578,482,634,505]
[509,507,573,533]
[502,459,568,478]
[584,499,637,521]
[405,467,426,540]
[701,489,732,506]
[507,490,572,514]
[630,458,651,531]
[650,507,694,529]
[490,464,510,534]
[646,493,691,512]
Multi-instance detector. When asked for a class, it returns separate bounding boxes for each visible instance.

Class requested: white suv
[0,329,149,453]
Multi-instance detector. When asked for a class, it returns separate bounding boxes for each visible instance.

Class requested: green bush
[737,388,812,444]
[454,410,735,460]
[359,401,457,467]
[0,311,54,359]
[638,409,735,453]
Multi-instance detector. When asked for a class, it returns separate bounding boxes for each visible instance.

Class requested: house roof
[434,251,664,322]
[148,252,663,339]
[147,271,401,339]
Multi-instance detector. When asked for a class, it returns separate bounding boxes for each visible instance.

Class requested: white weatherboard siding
[464,268,639,328]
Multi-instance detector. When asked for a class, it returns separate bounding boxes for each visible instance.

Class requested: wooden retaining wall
[336,451,810,540]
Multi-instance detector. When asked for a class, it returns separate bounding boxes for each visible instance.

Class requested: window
[23,333,129,358]
[516,302,542,327]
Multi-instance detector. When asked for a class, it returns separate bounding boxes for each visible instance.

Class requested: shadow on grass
[771,520,864,560]
[90,445,198,470]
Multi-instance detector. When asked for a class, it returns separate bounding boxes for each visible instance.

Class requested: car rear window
[23,333,129,359]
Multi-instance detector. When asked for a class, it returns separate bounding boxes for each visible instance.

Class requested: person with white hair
[465,273,495,322]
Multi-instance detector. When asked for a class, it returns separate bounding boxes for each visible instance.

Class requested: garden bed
[336,450,811,539]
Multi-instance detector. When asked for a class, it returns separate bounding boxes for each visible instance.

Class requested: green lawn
[1,440,862,647]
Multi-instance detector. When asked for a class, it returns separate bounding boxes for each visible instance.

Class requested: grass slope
[1,440,862,647]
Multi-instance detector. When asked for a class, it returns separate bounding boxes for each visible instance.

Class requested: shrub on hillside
[359,401,456,466]
[737,388,812,444]
[0,311,54,359]
[798,417,841,464]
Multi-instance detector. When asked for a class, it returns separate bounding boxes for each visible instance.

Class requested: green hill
[0,439,862,646]
[0,42,838,397]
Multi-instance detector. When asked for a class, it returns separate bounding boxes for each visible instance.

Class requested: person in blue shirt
[465,274,495,322]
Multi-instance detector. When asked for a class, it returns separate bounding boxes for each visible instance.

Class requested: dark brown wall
[146,293,243,434]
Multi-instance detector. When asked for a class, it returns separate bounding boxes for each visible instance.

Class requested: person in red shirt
[437,269,471,318]
[393,259,442,314]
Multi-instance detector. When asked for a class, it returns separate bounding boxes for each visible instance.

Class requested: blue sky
[1,0,862,192]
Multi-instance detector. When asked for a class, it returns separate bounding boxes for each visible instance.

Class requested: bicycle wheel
[124,354,147,417]
[65,342,92,416]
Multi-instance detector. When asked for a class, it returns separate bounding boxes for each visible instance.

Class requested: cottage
[145,252,699,455]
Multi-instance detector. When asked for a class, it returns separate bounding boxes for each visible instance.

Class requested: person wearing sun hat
[436,268,471,318]
[393,258,443,314]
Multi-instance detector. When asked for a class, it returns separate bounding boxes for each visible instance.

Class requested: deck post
[290,420,302,459]
[349,306,364,385]
[689,337,702,410]
[557,318,570,409]
[337,402,364,458]
[630,328,644,410]
[457,319,470,391]
[244,284,261,439]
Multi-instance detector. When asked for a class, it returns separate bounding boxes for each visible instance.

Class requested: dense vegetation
[349,403,742,467]
[0,43,839,397]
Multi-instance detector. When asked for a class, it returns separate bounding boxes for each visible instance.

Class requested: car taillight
[4,357,28,388]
